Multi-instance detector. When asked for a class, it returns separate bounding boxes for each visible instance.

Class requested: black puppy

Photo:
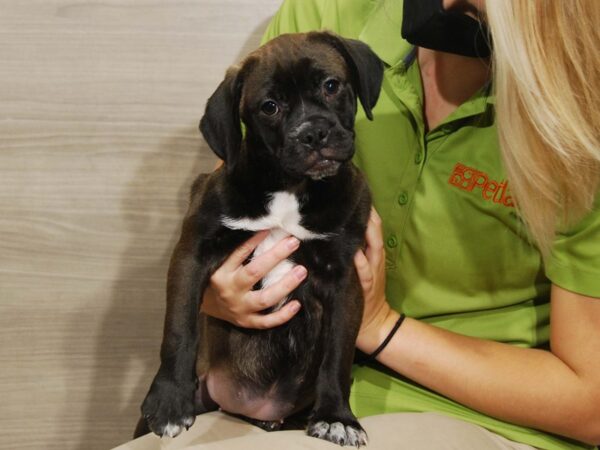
[137,31,383,447]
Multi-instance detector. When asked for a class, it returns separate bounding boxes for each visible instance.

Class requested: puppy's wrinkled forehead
[240,34,348,104]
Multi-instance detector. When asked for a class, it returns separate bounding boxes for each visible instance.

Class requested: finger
[235,235,300,288]
[365,211,384,267]
[221,230,270,272]
[370,207,382,225]
[246,300,302,329]
[247,265,307,312]
[354,250,373,291]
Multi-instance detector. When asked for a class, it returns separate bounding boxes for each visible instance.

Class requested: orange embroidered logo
[448,163,514,207]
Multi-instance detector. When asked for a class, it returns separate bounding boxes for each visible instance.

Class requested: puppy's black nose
[298,122,330,147]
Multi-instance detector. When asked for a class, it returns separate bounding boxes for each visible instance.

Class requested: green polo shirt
[261,1,600,449]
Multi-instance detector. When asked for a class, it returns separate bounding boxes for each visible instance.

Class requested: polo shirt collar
[359,0,495,121]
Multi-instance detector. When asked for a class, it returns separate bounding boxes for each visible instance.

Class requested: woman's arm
[354,211,600,445]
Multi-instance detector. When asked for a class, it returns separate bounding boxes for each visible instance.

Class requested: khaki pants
[113,411,537,450]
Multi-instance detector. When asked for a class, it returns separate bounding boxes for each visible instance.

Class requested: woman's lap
[113,411,536,450]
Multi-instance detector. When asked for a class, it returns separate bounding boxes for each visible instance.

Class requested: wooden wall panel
[0,1,282,448]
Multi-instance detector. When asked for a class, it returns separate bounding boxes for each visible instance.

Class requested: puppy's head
[200,32,384,180]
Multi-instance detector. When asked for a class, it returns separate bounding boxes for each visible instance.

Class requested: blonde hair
[486,0,600,255]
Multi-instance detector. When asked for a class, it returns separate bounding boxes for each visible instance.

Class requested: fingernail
[371,208,381,223]
[287,237,300,250]
[293,265,307,280]
[290,301,301,312]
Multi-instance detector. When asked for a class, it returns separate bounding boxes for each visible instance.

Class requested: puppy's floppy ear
[310,32,384,120]
[199,66,243,167]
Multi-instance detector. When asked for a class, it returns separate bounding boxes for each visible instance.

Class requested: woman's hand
[201,231,307,329]
[354,208,400,353]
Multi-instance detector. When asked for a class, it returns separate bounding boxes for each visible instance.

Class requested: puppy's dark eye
[261,100,279,116]
[323,79,340,96]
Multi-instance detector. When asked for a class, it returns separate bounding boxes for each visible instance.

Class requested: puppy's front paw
[307,419,368,447]
[141,376,196,438]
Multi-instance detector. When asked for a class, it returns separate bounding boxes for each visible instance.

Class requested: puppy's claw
[160,416,194,438]
[329,423,346,445]
[163,423,183,438]
[345,426,368,447]
[308,421,329,439]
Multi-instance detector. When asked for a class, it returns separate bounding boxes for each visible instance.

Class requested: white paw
[162,416,195,438]
[308,421,368,447]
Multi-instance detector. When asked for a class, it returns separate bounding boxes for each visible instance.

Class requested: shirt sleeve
[261,0,326,45]
[545,194,600,298]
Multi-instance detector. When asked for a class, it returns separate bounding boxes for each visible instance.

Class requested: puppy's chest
[222,191,329,306]
[223,191,325,238]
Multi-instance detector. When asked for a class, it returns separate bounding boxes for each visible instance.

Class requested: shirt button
[386,235,398,248]
[397,191,409,206]
[415,152,423,164]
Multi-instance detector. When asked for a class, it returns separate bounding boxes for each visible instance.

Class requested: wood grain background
[0,1,282,448]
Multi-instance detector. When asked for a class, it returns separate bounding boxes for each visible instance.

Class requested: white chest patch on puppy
[222,192,328,310]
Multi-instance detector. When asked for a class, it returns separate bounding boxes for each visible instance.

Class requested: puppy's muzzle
[289,118,353,179]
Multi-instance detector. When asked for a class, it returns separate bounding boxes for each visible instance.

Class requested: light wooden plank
[0,1,283,448]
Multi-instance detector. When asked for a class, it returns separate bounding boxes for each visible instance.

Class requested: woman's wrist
[356,307,402,355]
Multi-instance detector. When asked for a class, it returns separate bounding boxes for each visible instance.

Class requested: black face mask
[401,0,491,58]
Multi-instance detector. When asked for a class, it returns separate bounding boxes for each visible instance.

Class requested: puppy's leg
[194,374,219,415]
[141,231,209,438]
[308,279,367,447]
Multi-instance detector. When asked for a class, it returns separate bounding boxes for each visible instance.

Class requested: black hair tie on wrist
[367,313,406,362]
